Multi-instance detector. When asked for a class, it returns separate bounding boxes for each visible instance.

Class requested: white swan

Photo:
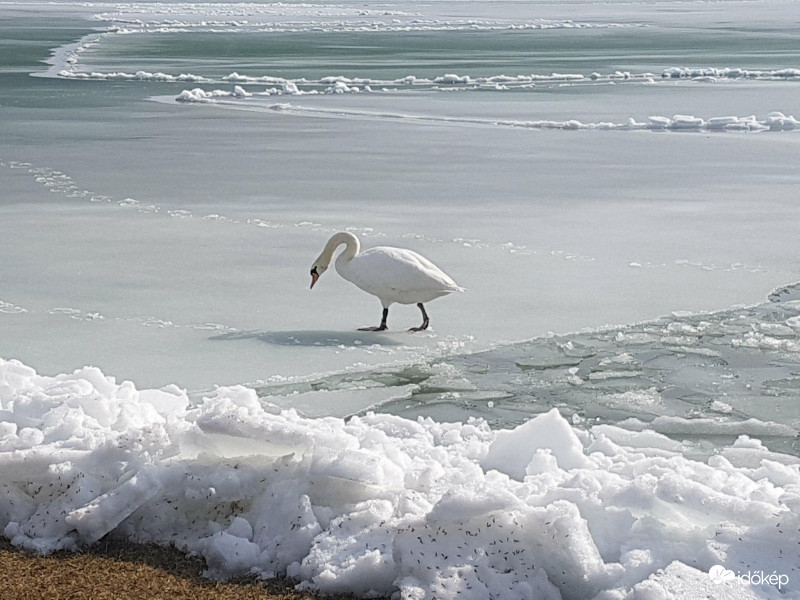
[310,232,462,331]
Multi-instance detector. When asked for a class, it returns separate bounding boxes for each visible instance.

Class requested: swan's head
[311,232,357,289]
[309,264,328,289]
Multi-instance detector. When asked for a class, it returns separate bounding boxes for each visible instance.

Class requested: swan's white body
[310,232,462,330]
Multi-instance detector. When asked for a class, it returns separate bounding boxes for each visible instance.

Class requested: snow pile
[222,72,291,85]
[176,86,252,102]
[59,69,208,83]
[662,67,800,81]
[54,59,800,94]
[322,79,371,94]
[505,112,800,132]
[176,82,316,101]
[87,4,641,36]
[1,358,798,598]
[0,300,27,315]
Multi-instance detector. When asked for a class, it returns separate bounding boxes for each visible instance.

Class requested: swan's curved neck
[318,231,360,268]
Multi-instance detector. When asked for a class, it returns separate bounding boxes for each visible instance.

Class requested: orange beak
[310,268,320,289]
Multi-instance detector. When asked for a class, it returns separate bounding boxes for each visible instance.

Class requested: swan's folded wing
[340,247,461,303]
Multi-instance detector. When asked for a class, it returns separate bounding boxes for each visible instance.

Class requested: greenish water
[75,28,800,81]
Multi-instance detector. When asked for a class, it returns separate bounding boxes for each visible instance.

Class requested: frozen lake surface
[1,0,800,597]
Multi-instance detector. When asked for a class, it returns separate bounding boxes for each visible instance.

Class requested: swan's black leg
[409,303,430,332]
[359,307,389,331]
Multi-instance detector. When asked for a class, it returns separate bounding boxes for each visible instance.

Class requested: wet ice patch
[364,285,800,456]
[770,282,800,304]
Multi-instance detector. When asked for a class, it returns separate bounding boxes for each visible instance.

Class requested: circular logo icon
[709,565,736,585]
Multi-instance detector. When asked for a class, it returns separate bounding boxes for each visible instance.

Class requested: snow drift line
[172,93,800,133]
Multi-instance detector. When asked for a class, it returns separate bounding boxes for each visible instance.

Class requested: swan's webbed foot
[359,308,389,332]
[408,303,430,332]
[359,325,388,331]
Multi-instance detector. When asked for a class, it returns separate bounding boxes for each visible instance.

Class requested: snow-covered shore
[2,356,798,599]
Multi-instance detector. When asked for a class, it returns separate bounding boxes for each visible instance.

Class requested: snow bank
[662,67,800,81]
[1,358,798,598]
[59,69,209,83]
[505,112,800,132]
[56,61,800,93]
[176,86,253,102]
[171,85,800,133]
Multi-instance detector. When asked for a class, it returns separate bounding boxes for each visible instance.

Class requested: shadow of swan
[209,329,403,347]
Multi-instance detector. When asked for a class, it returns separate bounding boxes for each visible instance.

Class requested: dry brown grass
[0,537,370,600]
